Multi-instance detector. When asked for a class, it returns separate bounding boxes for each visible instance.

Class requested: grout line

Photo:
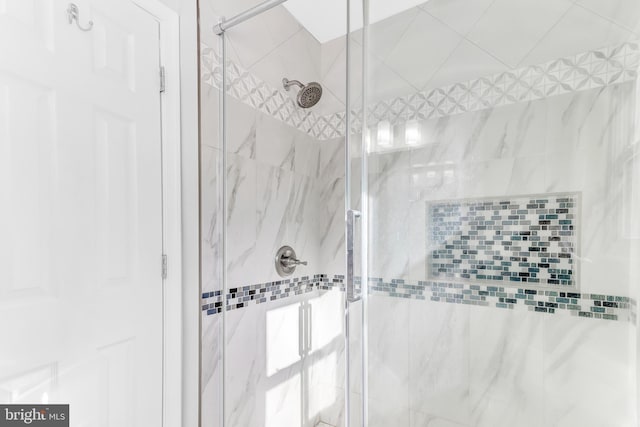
[515,3,574,69]
[572,1,640,38]
[244,26,307,71]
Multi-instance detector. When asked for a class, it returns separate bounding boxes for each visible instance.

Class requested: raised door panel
[0,75,56,299]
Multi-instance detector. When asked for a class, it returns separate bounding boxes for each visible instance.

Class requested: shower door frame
[345,0,370,426]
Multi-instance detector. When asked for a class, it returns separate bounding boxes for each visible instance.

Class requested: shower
[282,77,323,108]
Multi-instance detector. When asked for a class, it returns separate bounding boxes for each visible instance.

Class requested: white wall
[155,0,200,426]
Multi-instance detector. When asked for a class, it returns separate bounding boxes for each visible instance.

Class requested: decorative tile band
[201,274,344,314]
[369,279,636,323]
[201,42,640,140]
[428,193,579,287]
[200,45,345,141]
[366,42,640,129]
[202,274,634,322]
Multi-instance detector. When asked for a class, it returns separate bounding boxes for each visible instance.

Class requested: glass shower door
[360,1,640,426]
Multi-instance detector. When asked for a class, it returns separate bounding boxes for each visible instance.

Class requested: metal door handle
[347,209,361,302]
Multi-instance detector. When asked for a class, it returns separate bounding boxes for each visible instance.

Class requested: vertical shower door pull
[347,209,361,302]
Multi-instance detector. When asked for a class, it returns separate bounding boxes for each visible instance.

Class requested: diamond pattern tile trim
[201,42,640,140]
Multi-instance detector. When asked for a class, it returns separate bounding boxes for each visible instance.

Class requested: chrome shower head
[282,77,322,108]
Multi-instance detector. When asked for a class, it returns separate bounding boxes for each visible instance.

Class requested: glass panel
[363,1,640,426]
[199,2,354,426]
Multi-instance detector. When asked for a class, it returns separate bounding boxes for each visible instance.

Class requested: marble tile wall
[358,80,640,426]
[199,1,640,426]
[198,3,343,427]
[201,39,640,141]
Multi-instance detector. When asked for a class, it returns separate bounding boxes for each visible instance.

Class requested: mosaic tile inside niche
[200,41,640,140]
[428,193,579,287]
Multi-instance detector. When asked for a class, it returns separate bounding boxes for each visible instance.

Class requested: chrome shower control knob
[275,245,307,277]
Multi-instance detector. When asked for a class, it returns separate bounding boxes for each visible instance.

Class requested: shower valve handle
[281,257,307,267]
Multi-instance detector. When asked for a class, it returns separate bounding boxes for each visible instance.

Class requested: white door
[0,0,164,425]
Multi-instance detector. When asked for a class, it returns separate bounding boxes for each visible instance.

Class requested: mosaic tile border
[201,42,640,140]
[201,274,345,314]
[202,274,634,323]
[369,279,637,323]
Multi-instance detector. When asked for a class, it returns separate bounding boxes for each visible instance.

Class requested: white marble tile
[523,4,635,67]
[320,37,349,108]
[424,39,509,92]
[256,112,296,171]
[321,36,346,81]
[255,163,294,283]
[367,295,410,410]
[408,201,427,282]
[410,410,469,427]
[575,0,640,35]
[318,175,345,276]
[543,314,636,426]
[225,304,267,427]
[201,84,221,150]
[468,307,544,427]
[461,100,547,162]
[306,292,347,427]
[199,1,222,49]
[317,138,346,275]
[249,29,322,105]
[408,300,471,426]
[294,135,321,179]
[226,154,258,288]
[317,34,362,114]
[412,112,489,166]
[353,7,421,62]
[457,158,516,199]
[368,396,410,427]
[226,97,257,159]
[287,174,321,274]
[201,147,223,293]
[420,0,496,36]
[385,11,463,91]
[369,56,420,103]
[467,0,574,67]
[409,144,460,202]
[317,89,347,117]
[545,83,633,156]
[222,5,301,71]
[318,138,345,182]
[308,382,345,427]
[368,151,412,279]
[507,155,546,195]
[201,313,222,427]
[346,299,362,395]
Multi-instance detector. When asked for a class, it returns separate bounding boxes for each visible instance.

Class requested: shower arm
[282,78,304,91]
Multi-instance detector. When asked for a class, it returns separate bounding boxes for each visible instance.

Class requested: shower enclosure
[199,0,640,426]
